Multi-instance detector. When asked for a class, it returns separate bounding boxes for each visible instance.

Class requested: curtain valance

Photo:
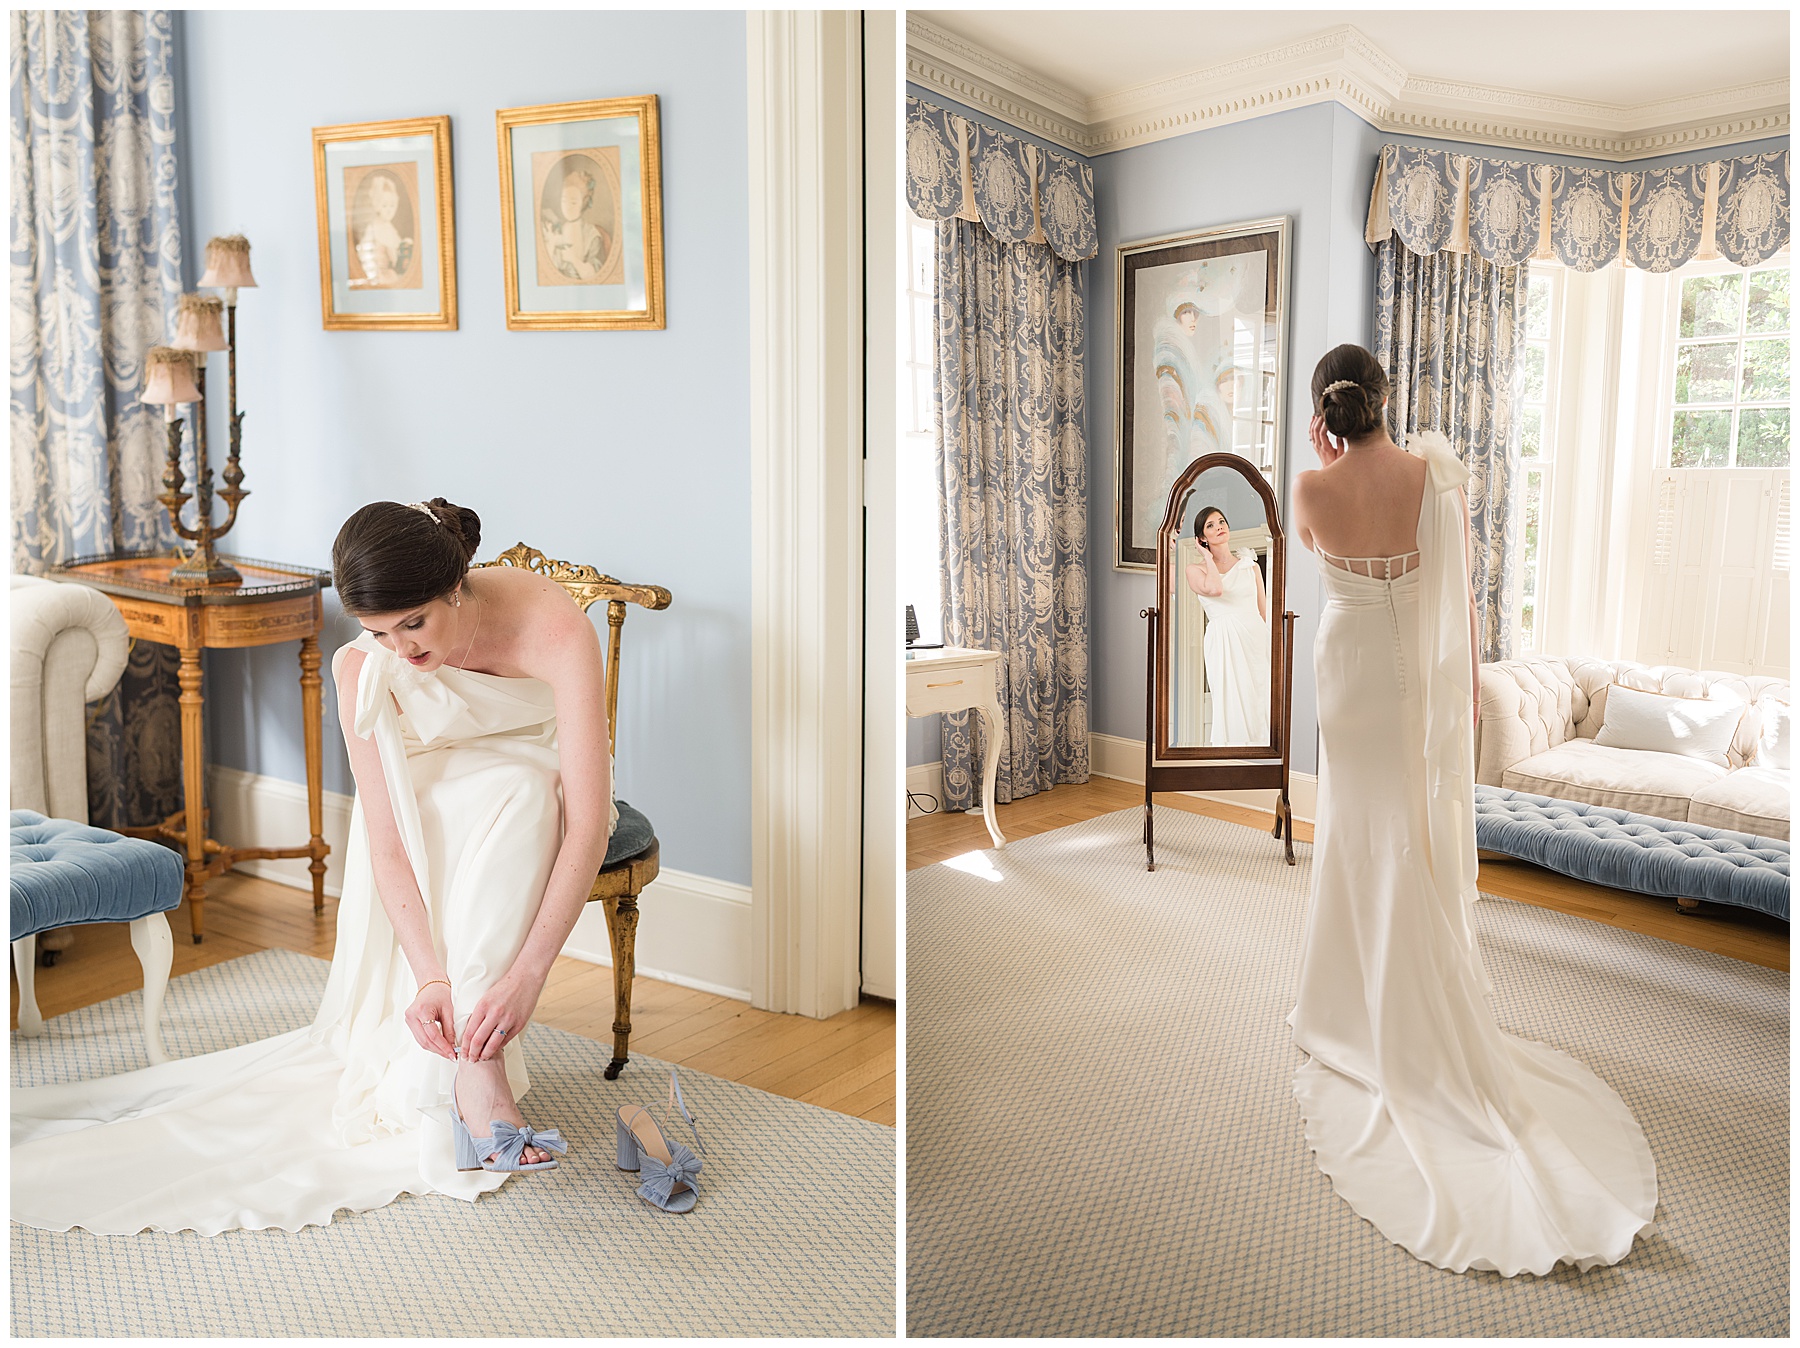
[1365,142,1790,273]
[906,97,1097,262]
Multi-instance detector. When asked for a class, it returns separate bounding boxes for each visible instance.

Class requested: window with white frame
[1514,267,1561,653]
[899,211,944,645]
[1667,263,1790,468]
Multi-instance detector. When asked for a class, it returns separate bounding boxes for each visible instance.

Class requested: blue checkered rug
[907,806,1787,1336]
[12,949,895,1336]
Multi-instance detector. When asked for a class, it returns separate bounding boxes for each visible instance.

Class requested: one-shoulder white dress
[12,633,593,1235]
[1289,433,1657,1276]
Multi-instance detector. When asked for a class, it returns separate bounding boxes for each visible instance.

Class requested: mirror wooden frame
[1140,451,1297,868]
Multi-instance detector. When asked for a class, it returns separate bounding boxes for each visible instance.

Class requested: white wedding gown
[1196,550,1270,744]
[1289,434,1657,1276]
[12,633,593,1235]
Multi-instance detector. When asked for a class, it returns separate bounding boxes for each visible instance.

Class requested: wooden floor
[11,872,895,1126]
[907,777,1789,972]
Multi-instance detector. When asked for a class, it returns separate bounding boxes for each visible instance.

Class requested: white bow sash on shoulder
[1409,429,1480,905]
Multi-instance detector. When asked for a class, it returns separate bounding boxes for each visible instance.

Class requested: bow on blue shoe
[636,1140,702,1208]
[486,1121,568,1171]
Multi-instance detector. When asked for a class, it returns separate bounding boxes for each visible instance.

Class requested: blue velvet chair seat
[1474,787,1790,921]
[604,800,655,868]
[11,810,185,941]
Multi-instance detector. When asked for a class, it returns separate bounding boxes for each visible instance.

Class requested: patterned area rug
[906,807,1788,1337]
[12,949,895,1337]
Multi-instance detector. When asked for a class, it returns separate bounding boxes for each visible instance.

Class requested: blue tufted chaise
[1474,787,1790,921]
[11,810,186,1063]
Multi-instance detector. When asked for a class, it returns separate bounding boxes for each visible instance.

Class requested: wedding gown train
[1288,433,1657,1276]
[12,633,588,1235]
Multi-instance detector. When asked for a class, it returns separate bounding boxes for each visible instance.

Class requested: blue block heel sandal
[450,1098,567,1173]
[616,1069,707,1213]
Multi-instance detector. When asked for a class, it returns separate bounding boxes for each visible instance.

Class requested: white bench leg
[12,935,45,1037]
[129,913,173,1065]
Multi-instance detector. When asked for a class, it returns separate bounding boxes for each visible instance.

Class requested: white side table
[904,646,1006,848]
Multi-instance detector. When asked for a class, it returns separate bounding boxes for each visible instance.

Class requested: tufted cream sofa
[1477,656,1790,841]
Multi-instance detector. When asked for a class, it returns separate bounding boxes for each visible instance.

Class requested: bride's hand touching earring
[1310,414,1345,468]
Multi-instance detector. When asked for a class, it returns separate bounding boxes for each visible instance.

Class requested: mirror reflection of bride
[1184,506,1270,743]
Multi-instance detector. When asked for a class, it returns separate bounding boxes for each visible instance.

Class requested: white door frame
[746,10,866,1018]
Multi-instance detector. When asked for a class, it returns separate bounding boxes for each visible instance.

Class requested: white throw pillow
[1594,683,1745,766]
[1758,698,1791,770]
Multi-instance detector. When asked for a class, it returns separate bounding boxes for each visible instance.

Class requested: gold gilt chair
[474,543,671,1079]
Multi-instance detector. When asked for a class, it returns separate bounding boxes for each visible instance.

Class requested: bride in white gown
[1288,346,1656,1276]
[13,498,616,1234]
[1185,506,1270,744]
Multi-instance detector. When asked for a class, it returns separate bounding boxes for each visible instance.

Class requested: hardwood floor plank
[12,870,896,1126]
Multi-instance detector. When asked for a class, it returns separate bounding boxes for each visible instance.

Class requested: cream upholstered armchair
[10,575,130,974]
[11,576,129,834]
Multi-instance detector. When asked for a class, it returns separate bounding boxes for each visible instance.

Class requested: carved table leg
[601,893,640,1079]
[974,693,1006,849]
[178,645,207,943]
[299,636,329,913]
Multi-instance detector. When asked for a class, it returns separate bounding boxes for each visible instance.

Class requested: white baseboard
[1090,731,1319,824]
[563,869,753,1003]
[206,766,354,897]
[206,766,752,1001]
[906,760,945,818]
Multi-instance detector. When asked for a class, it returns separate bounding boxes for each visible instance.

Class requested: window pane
[1522,471,1542,600]
[1522,341,1546,401]
[1526,275,1551,339]
[1674,342,1738,403]
[912,295,935,365]
[1519,599,1535,648]
[1737,407,1791,467]
[1741,338,1790,402]
[1679,273,1742,338]
[911,366,935,436]
[1746,267,1790,335]
[1520,406,1543,459]
[1670,409,1732,466]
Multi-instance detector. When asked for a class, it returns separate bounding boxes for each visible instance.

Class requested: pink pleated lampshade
[141,347,202,406]
[198,234,257,290]
[172,293,228,351]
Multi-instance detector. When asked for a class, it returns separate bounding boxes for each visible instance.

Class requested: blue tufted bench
[1474,787,1790,921]
[11,809,186,1063]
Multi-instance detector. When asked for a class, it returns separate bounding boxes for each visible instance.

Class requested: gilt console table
[48,553,332,943]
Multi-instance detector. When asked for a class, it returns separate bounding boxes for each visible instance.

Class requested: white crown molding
[905,17,1790,162]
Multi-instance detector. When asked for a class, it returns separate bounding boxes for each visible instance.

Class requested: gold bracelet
[418,978,451,994]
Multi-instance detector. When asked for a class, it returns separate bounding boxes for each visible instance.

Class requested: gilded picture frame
[495,95,666,331]
[1115,217,1290,571]
[312,115,458,331]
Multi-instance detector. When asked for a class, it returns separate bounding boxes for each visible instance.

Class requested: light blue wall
[1088,103,1387,773]
[182,10,752,886]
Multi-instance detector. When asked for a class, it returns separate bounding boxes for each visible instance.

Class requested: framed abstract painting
[312,115,458,330]
[495,95,665,331]
[1115,217,1290,570]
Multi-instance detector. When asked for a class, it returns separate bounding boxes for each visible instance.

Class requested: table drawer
[905,667,994,718]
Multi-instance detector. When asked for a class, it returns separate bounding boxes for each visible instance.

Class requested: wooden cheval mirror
[1139,452,1298,868]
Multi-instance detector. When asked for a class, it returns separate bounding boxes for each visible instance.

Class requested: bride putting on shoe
[1288,345,1656,1276]
[12,498,620,1232]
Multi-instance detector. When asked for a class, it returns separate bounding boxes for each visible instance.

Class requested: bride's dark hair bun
[331,497,482,616]
[1311,343,1389,440]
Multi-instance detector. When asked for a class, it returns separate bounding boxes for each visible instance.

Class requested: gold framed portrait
[496,95,665,331]
[312,115,457,330]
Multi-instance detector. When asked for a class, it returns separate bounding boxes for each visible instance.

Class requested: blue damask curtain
[1373,238,1526,662]
[935,218,1090,809]
[11,10,186,826]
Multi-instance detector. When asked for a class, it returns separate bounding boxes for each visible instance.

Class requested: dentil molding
[905,16,1789,162]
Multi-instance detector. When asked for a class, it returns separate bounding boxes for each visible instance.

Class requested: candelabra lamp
[143,236,260,587]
